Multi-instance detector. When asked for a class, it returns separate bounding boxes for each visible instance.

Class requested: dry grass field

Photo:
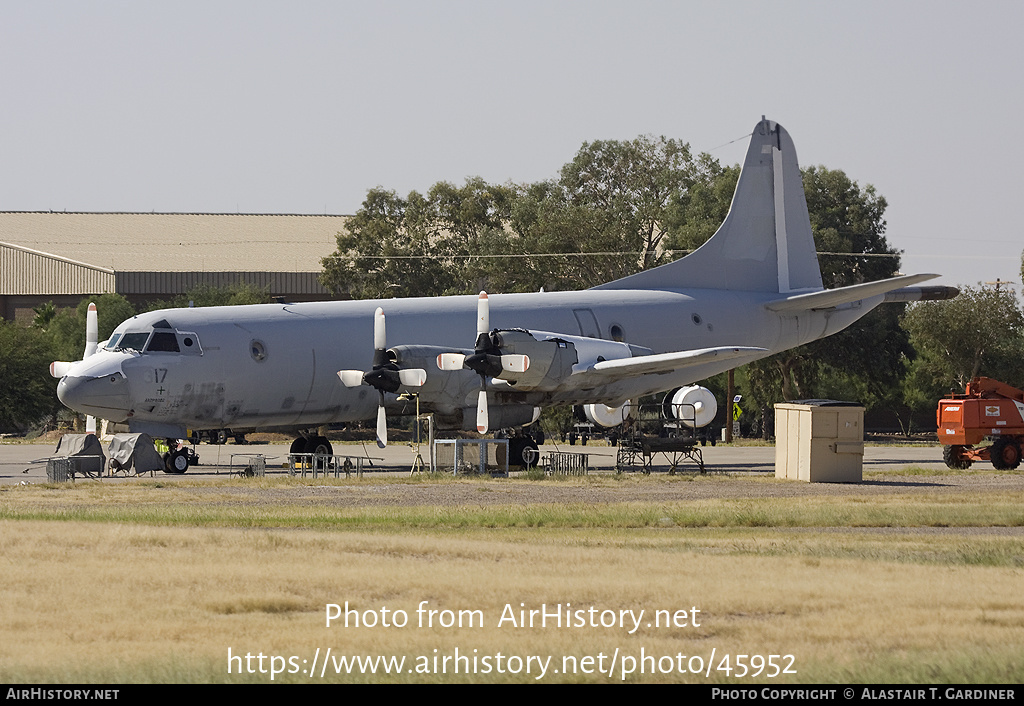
[1,471,1023,683]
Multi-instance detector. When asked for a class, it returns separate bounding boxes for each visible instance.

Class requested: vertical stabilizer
[595,118,822,293]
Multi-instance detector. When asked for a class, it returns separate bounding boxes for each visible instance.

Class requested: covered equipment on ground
[53,433,106,478]
[107,433,166,474]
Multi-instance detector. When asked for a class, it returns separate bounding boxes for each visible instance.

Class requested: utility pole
[985,278,1017,292]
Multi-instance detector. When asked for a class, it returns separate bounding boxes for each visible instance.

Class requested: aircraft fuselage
[56,286,875,438]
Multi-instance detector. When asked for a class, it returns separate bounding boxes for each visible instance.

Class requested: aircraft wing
[568,346,767,387]
[764,273,938,312]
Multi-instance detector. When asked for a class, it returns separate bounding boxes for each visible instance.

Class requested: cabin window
[176,331,202,355]
[250,339,267,362]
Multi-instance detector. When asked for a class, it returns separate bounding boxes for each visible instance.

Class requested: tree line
[3,134,1023,434]
[318,134,1024,435]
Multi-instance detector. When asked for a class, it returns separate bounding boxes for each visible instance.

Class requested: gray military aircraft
[52,118,952,472]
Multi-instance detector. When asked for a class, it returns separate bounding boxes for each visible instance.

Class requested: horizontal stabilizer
[572,346,767,387]
[764,274,938,313]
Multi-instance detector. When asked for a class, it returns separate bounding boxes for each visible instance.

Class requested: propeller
[436,292,528,434]
[338,307,425,448]
[50,302,99,434]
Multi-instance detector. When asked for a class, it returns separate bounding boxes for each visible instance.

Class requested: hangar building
[0,212,348,322]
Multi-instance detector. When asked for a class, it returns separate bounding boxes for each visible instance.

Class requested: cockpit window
[147,331,180,352]
[106,324,201,355]
[116,332,151,351]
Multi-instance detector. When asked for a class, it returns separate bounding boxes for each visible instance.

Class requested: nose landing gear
[162,439,200,474]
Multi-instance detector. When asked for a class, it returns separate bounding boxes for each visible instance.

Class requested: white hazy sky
[2,0,1021,290]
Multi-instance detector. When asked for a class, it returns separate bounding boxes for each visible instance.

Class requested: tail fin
[595,117,822,293]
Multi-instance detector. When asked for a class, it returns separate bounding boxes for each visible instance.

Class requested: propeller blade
[84,302,98,359]
[437,353,466,371]
[501,355,529,373]
[477,291,489,337]
[338,370,365,387]
[398,368,427,387]
[476,389,489,434]
[373,307,386,352]
[376,401,388,448]
[50,361,73,378]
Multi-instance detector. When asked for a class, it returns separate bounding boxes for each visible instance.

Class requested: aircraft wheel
[164,449,190,474]
[305,436,333,457]
[509,438,539,468]
[990,439,1021,470]
[942,445,972,470]
[521,440,539,468]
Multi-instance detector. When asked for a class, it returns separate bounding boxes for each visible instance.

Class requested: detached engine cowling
[583,401,634,428]
[664,386,718,428]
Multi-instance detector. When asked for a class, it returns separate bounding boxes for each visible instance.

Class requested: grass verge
[1,475,1022,684]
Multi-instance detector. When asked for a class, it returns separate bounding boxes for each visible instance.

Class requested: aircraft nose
[57,371,131,422]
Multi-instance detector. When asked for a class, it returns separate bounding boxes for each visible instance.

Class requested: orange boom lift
[937,377,1024,470]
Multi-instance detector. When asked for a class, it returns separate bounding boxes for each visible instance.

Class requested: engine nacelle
[664,386,718,428]
[487,329,650,392]
[388,344,478,416]
[583,401,634,428]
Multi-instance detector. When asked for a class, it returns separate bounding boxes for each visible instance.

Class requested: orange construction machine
[937,377,1024,470]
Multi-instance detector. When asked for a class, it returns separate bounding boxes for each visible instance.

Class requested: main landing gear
[290,434,334,457]
[498,426,543,468]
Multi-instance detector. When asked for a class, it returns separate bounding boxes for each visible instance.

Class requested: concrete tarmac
[0,438,951,485]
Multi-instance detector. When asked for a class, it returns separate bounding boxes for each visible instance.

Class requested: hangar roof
[0,212,349,273]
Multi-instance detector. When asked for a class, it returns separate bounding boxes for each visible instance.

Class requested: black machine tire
[989,438,1022,470]
[305,436,334,457]
[289,437,306,455]
[164,449,190,474]
[942,444,972,470]
[508,438,539,468]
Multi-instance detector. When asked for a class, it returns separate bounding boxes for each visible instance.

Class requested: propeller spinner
[338,307,425,448]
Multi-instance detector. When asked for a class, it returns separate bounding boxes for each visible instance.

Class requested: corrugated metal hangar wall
[0,212,348,322]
